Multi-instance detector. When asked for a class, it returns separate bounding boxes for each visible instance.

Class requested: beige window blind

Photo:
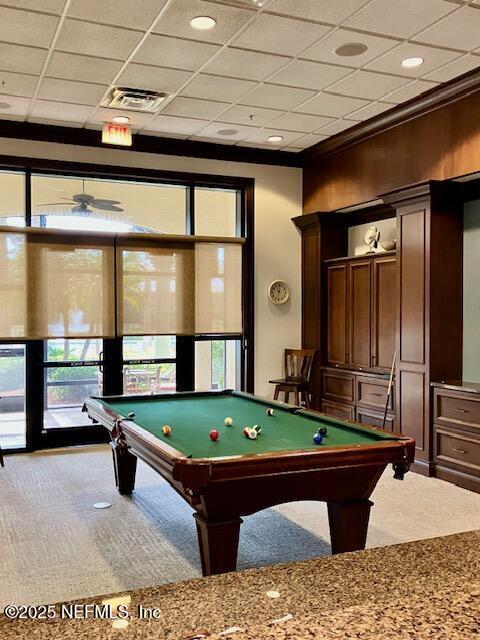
[0,227,244,340]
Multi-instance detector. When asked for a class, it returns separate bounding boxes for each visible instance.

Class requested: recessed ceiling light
[335,43,368,57]
[267,135,284,143]
[190,16,216,30]
[217,128,239,136]
[401,56,424,68]
[0,101,10,109]
[111,115,130,124]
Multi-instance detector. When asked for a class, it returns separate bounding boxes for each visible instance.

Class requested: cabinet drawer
[435,428,480,475]
[321,400,355,421]
[434,391,480,431]
[322,371,355,404]
[356,408,395,431]
[357,377,393,411]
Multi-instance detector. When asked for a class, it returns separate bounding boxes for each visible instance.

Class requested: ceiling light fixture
[267,135,283,143]
[190,16,216,30]
[0,101,10,109]
[217,128,239,136]
[335,43,368,57]
[111,115,130,124]
[401,56,424,68]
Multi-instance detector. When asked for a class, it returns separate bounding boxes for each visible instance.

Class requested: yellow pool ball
[224,417,233,426]
[162,425,172,437]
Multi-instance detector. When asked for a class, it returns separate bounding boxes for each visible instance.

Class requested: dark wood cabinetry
[326,252,396,373]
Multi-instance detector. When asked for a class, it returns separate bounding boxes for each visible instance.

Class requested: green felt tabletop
[98,393,398,459]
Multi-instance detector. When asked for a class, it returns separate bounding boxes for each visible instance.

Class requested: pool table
[83,390,415,576]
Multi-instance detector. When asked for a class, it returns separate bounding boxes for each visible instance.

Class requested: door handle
[99,350,104,374]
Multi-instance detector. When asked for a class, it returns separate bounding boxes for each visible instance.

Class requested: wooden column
[293,213,347,408]
[382,181,463,474]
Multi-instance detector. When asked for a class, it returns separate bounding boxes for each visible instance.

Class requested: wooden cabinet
[326,253,396,373]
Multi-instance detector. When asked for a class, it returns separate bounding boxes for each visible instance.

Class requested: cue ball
[266,408,274,416]
[247,429,258,440]
[318,426,327,436]
[162,425,172,436]
[224,417,233,426]
[209,429,219,441]
[127,412,135,419]
[313,433,323,445]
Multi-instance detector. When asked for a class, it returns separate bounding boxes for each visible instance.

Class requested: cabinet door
[348,260,372,369]
[373,256,396,371]
[321,399,355,421]
[327,263,348,366]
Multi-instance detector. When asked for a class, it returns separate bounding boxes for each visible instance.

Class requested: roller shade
[0,227,244,340]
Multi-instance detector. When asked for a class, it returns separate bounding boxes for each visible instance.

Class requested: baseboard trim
[410,459,434,477]
[434,465,480,494]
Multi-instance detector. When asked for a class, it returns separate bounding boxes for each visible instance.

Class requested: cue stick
[382,351,396,429]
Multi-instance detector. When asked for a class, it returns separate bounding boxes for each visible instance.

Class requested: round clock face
[268,280,290,305]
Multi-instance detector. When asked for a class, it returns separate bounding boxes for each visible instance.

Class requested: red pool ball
[209,429,219,441]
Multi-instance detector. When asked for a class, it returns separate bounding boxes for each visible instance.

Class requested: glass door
[0,344,26,451]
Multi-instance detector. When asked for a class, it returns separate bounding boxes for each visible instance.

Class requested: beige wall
[0,137,302,397]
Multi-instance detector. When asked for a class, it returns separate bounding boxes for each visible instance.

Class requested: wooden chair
[269,349,316,407]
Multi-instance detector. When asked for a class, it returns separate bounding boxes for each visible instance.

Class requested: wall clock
[268,280,290,305]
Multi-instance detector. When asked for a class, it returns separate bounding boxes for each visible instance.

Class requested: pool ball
[266,408,274,416]
[243,427,252,438]
[209,429,219,441]
[162,425,172,436]
[247,429,258,440]
[313,433,323,445]
[318,426,327,436]
[127,412,136,419]
[252,424,262,434]
[224,417,233,426]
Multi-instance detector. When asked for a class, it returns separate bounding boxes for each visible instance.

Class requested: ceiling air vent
[102,87,168,113]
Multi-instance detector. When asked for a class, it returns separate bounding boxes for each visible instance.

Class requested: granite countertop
[1,531,479,639]
[431,380,480,395]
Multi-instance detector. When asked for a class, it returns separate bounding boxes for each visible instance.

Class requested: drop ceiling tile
[135,34,220,71]
[68,0,167,30]
[145,115,209,135]
[366,42,461,77]
[242,127,303,145]
[37,77,107,106]
[289,133,329,148]
[424,54,480,81]
[269,60,353,90]
[382,79,439,104]
[268,111,334,132]
[296,92,368,117]
[181,74,257,102]
[46,52,123,85]
[56,20,142,60]
[232,13,331,57]
[154,0,254,44]
[240,83,316,110]
[327,70,410,100]
[0,95,31,118]
[203,47,289,81]
[91,107,153,128]
[415,6,480,51]
[236,141,283,150]
[268,0,373,24]
[217,104,283,127]
[346,0,456,39]
[318,119,357,134]
[0,43,48,75]
[0,7,58,48]
[348,101,393,121]
[281,146,302,152]
[193,121,258,141]
[0,71,38,97]
[0,0,65,12]
[190,135,237,145]
[302,28,400,67]
[118,64,193,93]
[30,100,94,123]
[162,96,227,119]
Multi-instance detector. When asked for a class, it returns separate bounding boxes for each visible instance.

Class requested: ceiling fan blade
[91,198,122,206]
[36,201,76,206]
[92,202,124,212]
[72,193,95,204]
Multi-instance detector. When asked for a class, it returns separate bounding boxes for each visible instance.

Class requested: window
[123,336,176,395]
[195,340,241,391]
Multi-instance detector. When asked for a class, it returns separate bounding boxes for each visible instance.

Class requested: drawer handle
[455,408,469,414]
[371,393,383,397]
[452,448,467,454]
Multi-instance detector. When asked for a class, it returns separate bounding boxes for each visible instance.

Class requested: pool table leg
[193,514,243,576]
[111,442,137,495]
[327,499,373,554]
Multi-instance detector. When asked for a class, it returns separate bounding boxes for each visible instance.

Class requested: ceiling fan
[36,180,124,214]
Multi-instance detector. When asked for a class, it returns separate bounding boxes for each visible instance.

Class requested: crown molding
[301,66,480,163]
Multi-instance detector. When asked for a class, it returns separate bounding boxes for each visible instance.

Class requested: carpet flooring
[1,444,480,608]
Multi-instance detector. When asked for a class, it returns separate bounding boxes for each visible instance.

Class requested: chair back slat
[284,349,315,382]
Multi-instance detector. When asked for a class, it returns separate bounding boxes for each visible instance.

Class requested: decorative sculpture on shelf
[363,225,380,253]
